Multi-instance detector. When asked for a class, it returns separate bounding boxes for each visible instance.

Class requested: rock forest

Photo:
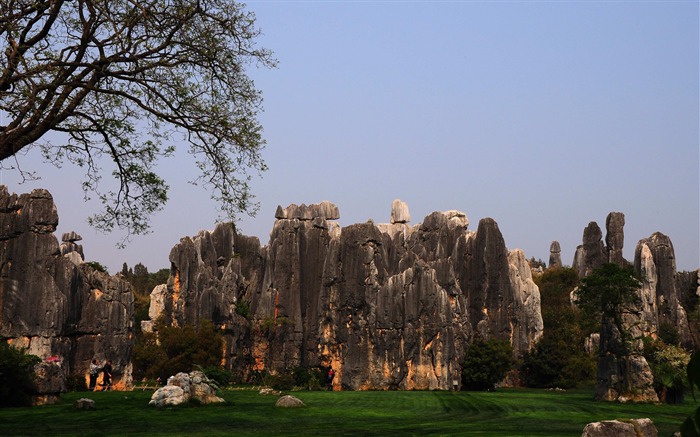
[1,186,698,401]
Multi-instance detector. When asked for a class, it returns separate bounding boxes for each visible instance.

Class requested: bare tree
[0,0,275,240]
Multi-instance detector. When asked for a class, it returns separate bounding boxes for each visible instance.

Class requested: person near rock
[101,360,113,391]
[326,368,334,391]
[88,359,101,391]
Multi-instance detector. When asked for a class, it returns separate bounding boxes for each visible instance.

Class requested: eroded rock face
[605,212,625,265]
[149,201,543,390]
[594,315,658,402]
[549,241,562,269]
[573,221,606,278]
[0,186,134,389]
[634,233,693,348]
[573,213,690,402]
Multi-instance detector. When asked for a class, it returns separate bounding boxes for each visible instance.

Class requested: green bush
[235,300,251,319]
[132,318,224,382]
[0,341,41,407]
[461,338,513,391]
[203,366,234,388]
[659,321,681,346]
[269,371,295,391]
[84,261,108,273]
[520,267,596,389]
[65,373,88,392]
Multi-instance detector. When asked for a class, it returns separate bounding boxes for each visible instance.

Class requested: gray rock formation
[573,221,606,278]
[147,201,543,390]
[0,186,134,389]
[548,241,562,269]
[573,213,692,402]
[594,314,658,402]
[634,232,692,348]
[605,212,625,265]
[31,361,66,406]
[60,231,84,261]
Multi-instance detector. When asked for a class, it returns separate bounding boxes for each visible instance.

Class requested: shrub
[65,374,88,392]
[132,318,223,382]
[520,267,597,389]
[0,341,41,407]
[84,261,108,273]
[269,371,295,391]
[461,338,513,391]
[235,300,251,319]
[658,321,681,346]
[203,366,234,388]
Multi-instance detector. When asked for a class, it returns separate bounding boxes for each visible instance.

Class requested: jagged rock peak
[549,241,562,269]
[390,199,411,224]
[61,231,82,242]
[605,212,625,265]
[274,201,340,220]
[420,210,468,231]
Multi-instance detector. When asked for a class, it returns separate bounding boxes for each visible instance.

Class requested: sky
[2,1,698,274]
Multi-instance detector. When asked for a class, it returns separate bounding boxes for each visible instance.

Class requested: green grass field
[0,388,694,436]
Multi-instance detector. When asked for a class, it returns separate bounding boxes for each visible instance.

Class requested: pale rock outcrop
[581,418,657,437]
[149,385,187,407]
[149,371,224,407]
[507,249,544,351]
[634,232,692,348]
[275,395,305,407]
[275,201,339,220]
[390,199,411,224]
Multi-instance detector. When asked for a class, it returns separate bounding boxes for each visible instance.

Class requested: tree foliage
[643,337,690,403]
[521,267,596,388]
[461,338,513,391]
[573,263,642,354]
[0,340,41,407]
[132,318,223,382]
[0,0,275,239]
[682,352,700,436]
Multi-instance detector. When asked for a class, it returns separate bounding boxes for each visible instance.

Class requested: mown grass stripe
[0,388,693,436]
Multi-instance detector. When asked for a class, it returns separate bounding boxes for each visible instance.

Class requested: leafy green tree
[132,318,223,382]
[461,338,513,391]
[0,341,41,407]
[643,338,690,403]
[521,267,596,388]
[682,351,700,436]
[0,0,275,240]
[574,263,642,355]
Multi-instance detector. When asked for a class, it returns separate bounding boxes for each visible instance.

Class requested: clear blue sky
[3,1,698,273]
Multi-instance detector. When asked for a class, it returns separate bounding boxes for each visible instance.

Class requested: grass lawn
[0,388,694,436]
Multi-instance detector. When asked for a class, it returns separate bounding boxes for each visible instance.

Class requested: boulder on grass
[149,385,187,407]
[581,418,657,437]
[275,395,305,408]
[148,371,224,407]
[75,398,95,410]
